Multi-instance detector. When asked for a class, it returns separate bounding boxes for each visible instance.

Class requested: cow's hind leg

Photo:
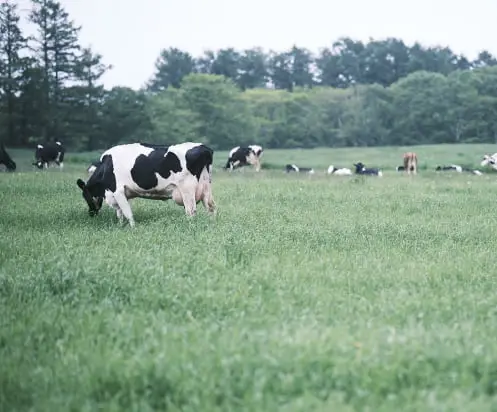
[112,189,135,227]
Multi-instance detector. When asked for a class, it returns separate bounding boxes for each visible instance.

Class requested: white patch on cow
[88,165,97,174]
[229,146,240,158]
[56,141,62,146]
[59,162,64,169]
[308,169,315,174]
[378,170,383,177]
[472,170,483,176]
[291,164,299,172]
[37,144,43,149]
[327,165,352,175]
[451,164,463,173]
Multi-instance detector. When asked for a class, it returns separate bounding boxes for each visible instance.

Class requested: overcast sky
[17,0,497,90]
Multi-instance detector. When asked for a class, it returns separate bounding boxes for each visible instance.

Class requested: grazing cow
[353,162,383,177]
[435,165,482,175]
[481,153,497,170]
[0,144,16,171]
[76,142,216,227]
[327,165,352,175]
[225,145,263,172]
[402,152,418,175]
[285,164,315,174]
[33,141,65,169]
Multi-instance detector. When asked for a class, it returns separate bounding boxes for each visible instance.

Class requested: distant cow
[396,165,415,172]
[285,164,315,174]
[76,142,216,227]
[33,141,65,169]
[481,153,497,170]
[436,165,482,175]
[0,144,16,171]
[402,152,418,174]
[225,145,263,172]
[353,162,383,177]
[327,165,352,175]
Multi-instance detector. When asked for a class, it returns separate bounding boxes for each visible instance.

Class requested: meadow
[1,143,497,411]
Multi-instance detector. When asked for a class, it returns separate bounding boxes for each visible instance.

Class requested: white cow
[327,165,353,175]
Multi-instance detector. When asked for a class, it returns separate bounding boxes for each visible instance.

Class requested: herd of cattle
[1,141,497,226]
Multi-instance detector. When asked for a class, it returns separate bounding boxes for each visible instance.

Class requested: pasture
[1,143,497,411]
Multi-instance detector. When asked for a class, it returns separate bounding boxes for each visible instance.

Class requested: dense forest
[1,0,497,151]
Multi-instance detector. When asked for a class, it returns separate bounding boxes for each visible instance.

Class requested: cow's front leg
[113,190,135,227]
[254,158,261,172]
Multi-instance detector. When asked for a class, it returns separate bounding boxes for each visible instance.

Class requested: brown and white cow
[403,152,418,175]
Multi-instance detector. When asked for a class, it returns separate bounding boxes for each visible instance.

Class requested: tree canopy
[1,0,497,150]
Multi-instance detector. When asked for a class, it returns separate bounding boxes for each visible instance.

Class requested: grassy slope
[1,144,497,411]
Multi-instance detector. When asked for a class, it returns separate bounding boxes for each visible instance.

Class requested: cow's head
[76,179,103,216]
[481,154,496,167]
[353,162,365,173]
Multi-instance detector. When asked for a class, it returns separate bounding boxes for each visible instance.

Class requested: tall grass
[1,144,497,411]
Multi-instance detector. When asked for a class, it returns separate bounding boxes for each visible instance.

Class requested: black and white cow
[225,145,263,172]
[76,142,216,227]
[353,162,383,177]
[327,165,352,175]
[285,164,315,174]
[435,165,482,175]
[0,144,16,171]
[33,141,65,169]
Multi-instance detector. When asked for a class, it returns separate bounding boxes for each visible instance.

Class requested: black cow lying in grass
[353,162,383,177]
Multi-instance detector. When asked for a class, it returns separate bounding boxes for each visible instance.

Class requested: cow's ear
[76,179,86,190]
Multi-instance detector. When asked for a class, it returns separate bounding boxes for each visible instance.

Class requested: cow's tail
[77,178,99,216]
[185,144,214,181]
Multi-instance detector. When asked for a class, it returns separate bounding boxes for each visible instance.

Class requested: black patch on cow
[0,144,16,171]
[77,154,116,216]
[186,144,213,180]
[130,148,183,190]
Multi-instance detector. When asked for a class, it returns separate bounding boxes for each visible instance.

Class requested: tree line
[1,0,497,152]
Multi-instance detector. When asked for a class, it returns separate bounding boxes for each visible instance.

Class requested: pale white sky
[17,0,497,90]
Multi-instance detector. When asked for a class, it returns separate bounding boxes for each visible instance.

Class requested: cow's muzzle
[77,179,101,217]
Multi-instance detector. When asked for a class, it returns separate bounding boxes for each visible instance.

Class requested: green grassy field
[1,144,497,411]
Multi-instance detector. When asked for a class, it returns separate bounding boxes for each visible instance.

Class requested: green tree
[0,0,28,145]
[147,47,196,91]
[29,0,81,139]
